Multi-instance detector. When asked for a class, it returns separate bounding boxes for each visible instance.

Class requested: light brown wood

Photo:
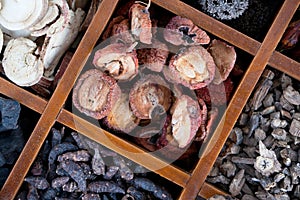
[179,0,300,199]
[199,182,227,199]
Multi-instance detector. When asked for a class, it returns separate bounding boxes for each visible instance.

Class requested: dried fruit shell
[72,69,121,119]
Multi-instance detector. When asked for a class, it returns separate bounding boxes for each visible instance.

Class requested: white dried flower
[198,0,249,20]
[254,141,281,176]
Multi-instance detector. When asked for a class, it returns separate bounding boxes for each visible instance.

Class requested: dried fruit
[129,74,172,119]
[72,69,121,119]
[93,43,139,81]
[171,95,201,148]
[208,39,236,84]
[163,16,210,46]
[129,1,152,44]
[281,19,300,50]
[87,181,125,194]
[168,46,216,89]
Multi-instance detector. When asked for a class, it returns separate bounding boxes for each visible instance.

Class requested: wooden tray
[0,0,299,199]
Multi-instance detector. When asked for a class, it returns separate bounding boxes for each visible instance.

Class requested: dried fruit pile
[17,128,173,200]
[73,0,238,160]
[0,0,101,97]
[206,69,300,199]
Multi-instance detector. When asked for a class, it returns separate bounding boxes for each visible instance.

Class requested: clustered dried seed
[16,128,173,200]
[206,69,300,199]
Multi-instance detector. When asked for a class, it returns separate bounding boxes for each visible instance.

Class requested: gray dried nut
[254,141,282,176]
[137,40,169,72]
[283,85,300,105]
[105,93,140,133]
[163,15,210,46]
[129,74,172,119]
[72,69,121,119]
[171,95,201,148]
[167,46,216,89]
[208,39,236,84]
[2,37,43,86]
[129,3,152,44]
[0,0,48,30]
[93,43,139,81]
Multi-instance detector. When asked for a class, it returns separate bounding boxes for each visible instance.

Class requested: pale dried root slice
[104,93,140,133]
[129,74,172,119]
[208,39,236,84]
[129,2,152,44]
[93,43,139,81]
[72,69,121,119]
[168,46,216,90]
[171,95,201,148]
[0,0,48,30]
[164,16,210,46]
[2,37,43,87]
[137,39,169,72]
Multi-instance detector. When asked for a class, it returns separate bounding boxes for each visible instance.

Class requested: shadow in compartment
[0,95,40,188]
[181,0,283,42]
[16,124,181,200]
[68,0,254,173]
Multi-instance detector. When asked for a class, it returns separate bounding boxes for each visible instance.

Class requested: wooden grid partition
[0,0,299,199]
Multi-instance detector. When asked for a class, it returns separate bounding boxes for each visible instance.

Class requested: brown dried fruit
[92,43,139,81]
[168,46,216,89]
[72,69,121,119]
[163,16,210,46]
[129,2,152,44]
[137,40,169,72]
[208,39,236,84]
[170,95,202,148]
[281,19,300,50]
[129,74,172,119]
[111,19,135,44]
[105,93,140,133]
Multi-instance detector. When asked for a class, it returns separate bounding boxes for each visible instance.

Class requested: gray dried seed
[280,148,297,162]
[88,181,125,194]
[270,118,287,129]
[229,127,243,145]
[263,93,274,108]
[57,150,91,162]
[283,85,300,105]
[238,113,249,126]
[274,173,285,183]
[229,169,245,197]
[290,163,300,184]
[269,111,280,119]
[280,95,295,111]
[280,176,293,192]
[243,146,257,158]
[206,175,230,184]
[294,185,300,198]
[293,112,300,120]
[280,73,292,89]
[24,176,49,190]
[231,157,255,165]
[254,128,266,141]
[261,106,275,115]
[262,136,275,148]
[62,181,78,192]
[274,193,290,200]
[280,109,292,119]
[48,143,78,164]
[220,161,236,177]
[248,114,260,136]
[208,166,219,177]
[255,190,276,200]
[289,119,300,137]
[51,176,69,188]
[241,183,254,196]
[241,194,258,200]
[271,128,287,140]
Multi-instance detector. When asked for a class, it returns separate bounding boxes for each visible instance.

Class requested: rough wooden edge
[179,0,300,199]
[57,109,190,187]
[0,0,119,198]
[0,77,47,114]
[199,182,227,199]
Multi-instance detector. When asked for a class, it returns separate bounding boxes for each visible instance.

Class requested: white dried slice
[41,8,85,77]
[30,3,60,37]
[0,0,48,30]
[2,37,43,86]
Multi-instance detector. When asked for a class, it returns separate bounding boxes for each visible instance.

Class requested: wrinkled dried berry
[88,181,125,194]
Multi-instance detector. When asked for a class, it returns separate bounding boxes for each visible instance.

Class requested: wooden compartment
[0,0,299,199]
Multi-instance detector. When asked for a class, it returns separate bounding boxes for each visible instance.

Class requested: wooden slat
[199,182,227,199]
[180,0,300,199]
[152,0,260,55]
[0,77,47,114]
[0,1,119,198]
[57,109,190,187]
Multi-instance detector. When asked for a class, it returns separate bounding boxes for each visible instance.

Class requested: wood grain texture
[199,182,227,198]
[179,0,300,199]
[0,0,119,198]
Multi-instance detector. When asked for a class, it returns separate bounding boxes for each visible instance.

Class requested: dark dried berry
[82,193,101,200]
[88,181,125,194]
[48,143,78,164]
[24,176,49,190]
[27,185,39,200]
[92,148,105,175]
[61,160,87,192]
[62,181,78,193]
[41,187,57,200]
[127,186,146,200]
[51,176,70,188]
[103,166,119,180]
